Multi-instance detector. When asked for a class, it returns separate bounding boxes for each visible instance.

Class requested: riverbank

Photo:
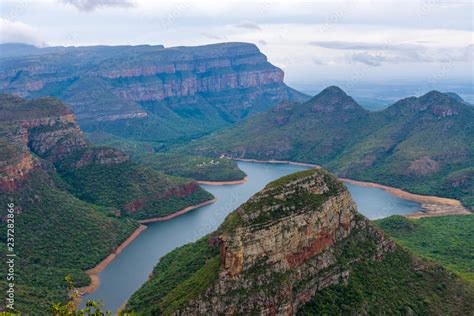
[197,176,248,185]
[228,157,470,218]
[232,157,320,168]
[137,199,217,224]
[74,198,217,307]
[74,224,148,306]
[340,178,470,218]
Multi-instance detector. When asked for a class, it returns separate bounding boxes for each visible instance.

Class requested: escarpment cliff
[0,43,307,143]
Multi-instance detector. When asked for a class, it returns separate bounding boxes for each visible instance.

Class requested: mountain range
[183,86,474,210]
[0,42,473,314]
[0,43,306,147]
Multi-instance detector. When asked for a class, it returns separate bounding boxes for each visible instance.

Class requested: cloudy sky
[1,0,473,95]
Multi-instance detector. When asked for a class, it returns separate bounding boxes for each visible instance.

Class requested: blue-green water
[81,161,421,312]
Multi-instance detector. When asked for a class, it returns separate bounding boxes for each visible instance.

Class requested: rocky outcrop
[172,169,396,315]
[0,151,36,192]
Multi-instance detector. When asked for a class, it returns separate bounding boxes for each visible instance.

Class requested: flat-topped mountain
[0,95,213,313]
[125,169,474,315]
[183,87,474,209]
[0,42,307,144]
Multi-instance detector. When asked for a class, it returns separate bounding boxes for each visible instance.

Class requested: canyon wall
[0,43,305,133]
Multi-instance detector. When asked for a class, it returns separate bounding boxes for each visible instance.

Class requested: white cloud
[0,18,45,46]
[234,21,261,30]
[59,0,135,12]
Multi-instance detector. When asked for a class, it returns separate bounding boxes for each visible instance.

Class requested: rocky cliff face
[126,169,396,315]
[0,43,306,140]
[0,94,88,191]
[186,169,394,315]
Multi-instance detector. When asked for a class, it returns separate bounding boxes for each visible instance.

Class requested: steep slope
[0,95,135,313]
[0,95,212,313]
[376,215,474,283]
[0,42,307,144]
[184,87,474,209]
[125,169,474,315]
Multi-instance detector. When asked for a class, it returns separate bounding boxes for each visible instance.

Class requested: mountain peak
[308,86,363,112]
[320,85,348,96]
[221,168,345,230]
[388,90,467,118]
[419,90,453,104]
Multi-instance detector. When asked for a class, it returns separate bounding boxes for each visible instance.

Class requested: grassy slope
[0,168,137,313]
[376,215,474,283]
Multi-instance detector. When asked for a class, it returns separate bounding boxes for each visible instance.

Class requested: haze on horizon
[1,0,473,100]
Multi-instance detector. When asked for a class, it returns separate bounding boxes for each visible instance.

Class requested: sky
[0,0,473,98]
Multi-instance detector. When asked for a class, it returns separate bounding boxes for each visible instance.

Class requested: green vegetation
[182,88,474,210]
[0,168,137,313]
[242,169,345,225]
[124,237,220,315]
[51,275,113,315]
[85,131,158,156]
[85,132,246,182]
[57,159,213,220]
[0,94,216,313]
[137,153,246,182]
[125,186,474,315]
[265,169,318,189]
[298,248,474,315]
[376,215,474,283]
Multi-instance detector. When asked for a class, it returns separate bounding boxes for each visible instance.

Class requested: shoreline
[230,157,470,218]
[340,178,462,206]
[137,198,217,224]
[74,224,148,306]
[74,198,217,307]
[340,178,470,218]
[197,176,248,185]
[232,157,320,168]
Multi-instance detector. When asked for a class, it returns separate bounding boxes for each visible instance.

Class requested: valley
[80,161,469,313]
[0,41,472,315]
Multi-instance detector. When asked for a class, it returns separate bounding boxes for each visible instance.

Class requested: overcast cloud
[60,0,135,12]
[0,0,472,87]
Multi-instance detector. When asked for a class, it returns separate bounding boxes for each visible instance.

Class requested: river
[81,161,420,312]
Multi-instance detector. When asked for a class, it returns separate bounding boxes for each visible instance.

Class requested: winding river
[81,161,421,312]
